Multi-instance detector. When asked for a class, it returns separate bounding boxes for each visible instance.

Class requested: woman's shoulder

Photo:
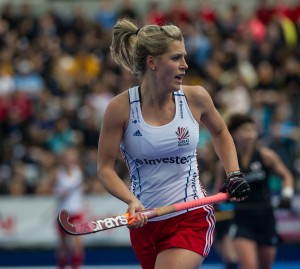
[103,90,130,122]
[181,84,213,106]
[258,146,279,167]
[182,85,210,97]
[106,90,129,111]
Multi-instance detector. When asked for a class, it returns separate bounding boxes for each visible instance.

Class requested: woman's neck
[140,81,173,109]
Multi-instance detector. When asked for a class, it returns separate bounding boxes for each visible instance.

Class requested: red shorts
[57,212,84,238]
[130,206,215,269]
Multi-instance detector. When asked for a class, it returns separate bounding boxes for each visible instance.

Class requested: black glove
[219,171,250,199]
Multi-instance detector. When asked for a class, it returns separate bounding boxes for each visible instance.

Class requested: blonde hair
[110,18,183,78]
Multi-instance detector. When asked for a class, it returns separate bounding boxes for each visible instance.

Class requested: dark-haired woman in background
[215,113,294,269]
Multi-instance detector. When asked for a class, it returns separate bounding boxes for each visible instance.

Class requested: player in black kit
[216,113,295,269]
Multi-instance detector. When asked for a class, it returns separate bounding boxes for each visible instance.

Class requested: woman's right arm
[97,93,145,222]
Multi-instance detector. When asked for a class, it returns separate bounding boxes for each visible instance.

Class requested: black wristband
[227,170,242,178]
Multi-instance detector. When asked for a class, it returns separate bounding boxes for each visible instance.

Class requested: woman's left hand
[219,171,250,202]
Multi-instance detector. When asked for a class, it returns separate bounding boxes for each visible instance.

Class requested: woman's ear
[146,55,157,70]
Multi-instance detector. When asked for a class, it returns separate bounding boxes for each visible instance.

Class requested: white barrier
[0,195,300,248]
[0,195,130,248]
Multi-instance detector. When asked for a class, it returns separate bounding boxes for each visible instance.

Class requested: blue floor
[0,244,299,268]
[0,263,300,269]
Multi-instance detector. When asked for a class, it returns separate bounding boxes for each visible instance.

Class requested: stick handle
[174,192,229,211]
[58,192,230,235]
[138,192,229,219]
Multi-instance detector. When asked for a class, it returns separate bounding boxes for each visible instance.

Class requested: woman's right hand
[127,198,148,228]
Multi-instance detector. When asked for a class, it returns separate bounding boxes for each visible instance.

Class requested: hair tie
[135,28,140,35]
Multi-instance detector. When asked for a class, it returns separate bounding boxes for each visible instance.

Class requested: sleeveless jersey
[234,149,273,222]
[55,165,84,214]
[120,86,206,221]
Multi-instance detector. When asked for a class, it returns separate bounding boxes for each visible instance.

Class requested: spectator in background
[13,58,45,95]
[83,76,114,125]
[184,22,212,72]
[41,147,86,269]
[281,57,300,124]
[251,61,280,138]
[165,0,191,26]
[46,117,82,155]
[145,1,166,25]
[197,0,217,26]
[117,0,138,20]
[68,5,90,37]
[215,71,252,117]
[274,0,294,21]
[94,0,117,32]
[270,93,300,175]
[5,91,32,143]
[255,0,275,25]
[246,13,266,43]
[68,45,101,87]
[0,61,15,97]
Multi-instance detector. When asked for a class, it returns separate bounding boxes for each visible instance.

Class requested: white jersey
[54,165,84,215]
[120,86,206,220]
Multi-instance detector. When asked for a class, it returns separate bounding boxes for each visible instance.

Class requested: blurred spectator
[46,117,82,155]
[251,61,280,138]
[184,22,212,71]
[218,4,242,39]
[165,0,191,26]
[197,0,217,26]
[83,76,114,126]
[94,0,117,32]
[274,0,294,20]
[0,62,15,96]
[246,13,267,43]
[13,58,45,95]
[282,57,300,124]
[67,45,101,87]
[117,0,138,20]
[270,93,300,175]
[275,11,298,48]
[5,91,32,144]
[82,148,106,194]
[215,71,252,116]
[236,43,258,89]
[145,1,166,25]
[255,0,275,25]
[39,147,86,268]
[67,5,89,37]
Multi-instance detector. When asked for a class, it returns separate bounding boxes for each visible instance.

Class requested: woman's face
[232,122,258,147]
[155,40,188,91]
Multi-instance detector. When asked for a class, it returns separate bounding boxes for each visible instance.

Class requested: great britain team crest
[176,126,190,146]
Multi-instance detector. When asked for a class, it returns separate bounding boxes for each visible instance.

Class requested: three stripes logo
[176,126,189,146]
[133,130,142,136]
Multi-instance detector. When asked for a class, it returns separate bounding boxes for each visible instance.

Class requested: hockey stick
[58,192,229,236]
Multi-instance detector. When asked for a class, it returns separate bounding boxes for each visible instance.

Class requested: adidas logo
[133,130,142,136]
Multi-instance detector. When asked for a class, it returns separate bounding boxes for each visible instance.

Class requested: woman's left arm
[185,86,249,200]
[188,86,239,175]
[260,147,294,204]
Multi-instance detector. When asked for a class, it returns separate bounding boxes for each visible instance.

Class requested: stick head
[57,210,77,235]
